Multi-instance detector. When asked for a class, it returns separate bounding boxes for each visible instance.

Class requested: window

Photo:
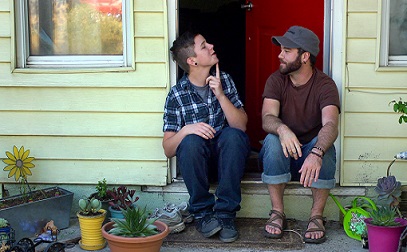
[15,0,132,68]
[380,0,407,67]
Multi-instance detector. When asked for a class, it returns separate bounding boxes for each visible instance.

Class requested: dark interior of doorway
[178,0,261,179]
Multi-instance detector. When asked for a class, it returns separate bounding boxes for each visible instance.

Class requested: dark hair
[169,31,199,73]
[298,48,316,67]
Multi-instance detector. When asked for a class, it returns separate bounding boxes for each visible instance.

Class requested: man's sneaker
[195,214,222,238]
[164,202,194,224]
[149,208,185,233]
[219,218,238,243]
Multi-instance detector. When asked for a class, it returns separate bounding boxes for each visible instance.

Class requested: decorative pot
[364,217,407,252]
[101,220,169,252]
[77,209,107,251]
[0,186,73,241]
[108,206,124,219]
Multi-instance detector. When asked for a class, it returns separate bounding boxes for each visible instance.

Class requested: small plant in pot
[101,205,169,252]
[106,185,139,218]
[364,175,407,252]
[77,196,107,251]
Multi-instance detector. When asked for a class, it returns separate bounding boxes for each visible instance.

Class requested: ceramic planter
[101,220,169,252]
[364,217,407,252]
[108,206,124,219]
[0,186,73,241]
[77,209,107,251]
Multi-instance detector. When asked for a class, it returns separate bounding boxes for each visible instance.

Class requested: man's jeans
[260,134,336,189]
[177,127,250,219]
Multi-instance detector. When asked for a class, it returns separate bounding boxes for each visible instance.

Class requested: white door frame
[167,0,344,182]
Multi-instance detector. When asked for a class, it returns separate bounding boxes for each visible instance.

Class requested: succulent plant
[108,206,159,237]
[107,185,139,211]
[369,205,400,226]
[375,175,401,207]
[78,196,102,215]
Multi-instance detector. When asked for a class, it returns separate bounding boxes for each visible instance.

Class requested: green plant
[390,98,407,124]
[107,185,139,211]
[369,205,400,226]
[95,178,109,200]
[375,175,402,217]
[0,218,8,228]
[108,206,159,237]
[78,196,102,216]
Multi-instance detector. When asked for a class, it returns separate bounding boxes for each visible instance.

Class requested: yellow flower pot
[77,209,107,250]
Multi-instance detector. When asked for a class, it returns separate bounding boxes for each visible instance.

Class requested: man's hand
[184,122,216,139]
[278,125,302,160]
[299,154,322,187]
[206,63,224,97]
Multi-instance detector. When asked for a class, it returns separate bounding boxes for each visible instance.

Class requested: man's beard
[279,54,302,75]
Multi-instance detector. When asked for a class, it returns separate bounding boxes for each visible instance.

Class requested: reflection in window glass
[389,0,407,56]
[28,0,123,56]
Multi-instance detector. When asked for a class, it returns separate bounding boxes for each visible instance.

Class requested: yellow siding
[342,0,407,186]
[0,0,170,186]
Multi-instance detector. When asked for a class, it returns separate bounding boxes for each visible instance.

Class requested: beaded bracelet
[310,151,323,159]
[312,146,325,156]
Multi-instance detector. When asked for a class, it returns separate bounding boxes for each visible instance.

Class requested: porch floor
[31,216,375,252]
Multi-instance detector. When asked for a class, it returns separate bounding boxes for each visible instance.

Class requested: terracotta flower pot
[77,209,107,251]
[101,220,169,252]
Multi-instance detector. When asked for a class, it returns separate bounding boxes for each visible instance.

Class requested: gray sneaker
[149,208,185,233]
[164,202,194,224]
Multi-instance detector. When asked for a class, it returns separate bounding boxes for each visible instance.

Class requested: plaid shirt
[163,71,244,132]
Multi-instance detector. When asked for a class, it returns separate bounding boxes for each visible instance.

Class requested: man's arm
[262,98,302,158]
[299,105,339,187]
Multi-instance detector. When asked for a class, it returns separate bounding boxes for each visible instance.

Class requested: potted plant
[107,185,139,219]
[77,196,107,251]
[364,205,407,252]
[0,218,14,249]
[90,178,113,222]
[101,206,169,252]
[0,146,73,241]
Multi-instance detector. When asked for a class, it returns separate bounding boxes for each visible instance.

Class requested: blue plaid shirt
[163,71,244,132]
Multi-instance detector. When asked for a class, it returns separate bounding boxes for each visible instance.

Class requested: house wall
[0,0,170,187]
[341,0,407,186]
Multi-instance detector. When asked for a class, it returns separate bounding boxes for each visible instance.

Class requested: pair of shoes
[303,215,327,244]
[149,208,185,233]
[195,214,222,238]
[164,202,194,224]
[264,209,287,239]
[218,218,238,243]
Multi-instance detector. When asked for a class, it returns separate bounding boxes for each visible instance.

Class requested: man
[260,26,340,244]
[163,31,250,243]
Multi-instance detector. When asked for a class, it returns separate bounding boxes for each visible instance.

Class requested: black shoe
[195,215,222,238]
[219,218,238,243]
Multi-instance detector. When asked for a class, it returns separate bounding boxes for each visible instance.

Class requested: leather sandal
[264,209,287,239]
[303,215,327,244]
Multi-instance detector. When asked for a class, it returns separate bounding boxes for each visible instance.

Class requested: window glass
[17,0,130,68]
[389,0,407,56]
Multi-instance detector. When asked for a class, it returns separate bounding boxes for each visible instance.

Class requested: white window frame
[15,0,133,69]
[379,0,407,67]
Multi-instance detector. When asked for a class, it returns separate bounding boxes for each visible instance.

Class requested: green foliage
[78,196,102,215]
[0,218,9,228]
[390,98,407,124]
[108,206,159,237]
[369,206,399,226]
[95,178,109,200]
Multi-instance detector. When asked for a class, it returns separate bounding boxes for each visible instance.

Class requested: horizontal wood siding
[0,1,170,186]
[342,0,407,186]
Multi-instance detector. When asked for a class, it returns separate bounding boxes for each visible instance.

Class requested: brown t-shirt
[262,68,341,144]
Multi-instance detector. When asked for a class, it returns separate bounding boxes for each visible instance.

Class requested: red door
[244,0,325,151]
